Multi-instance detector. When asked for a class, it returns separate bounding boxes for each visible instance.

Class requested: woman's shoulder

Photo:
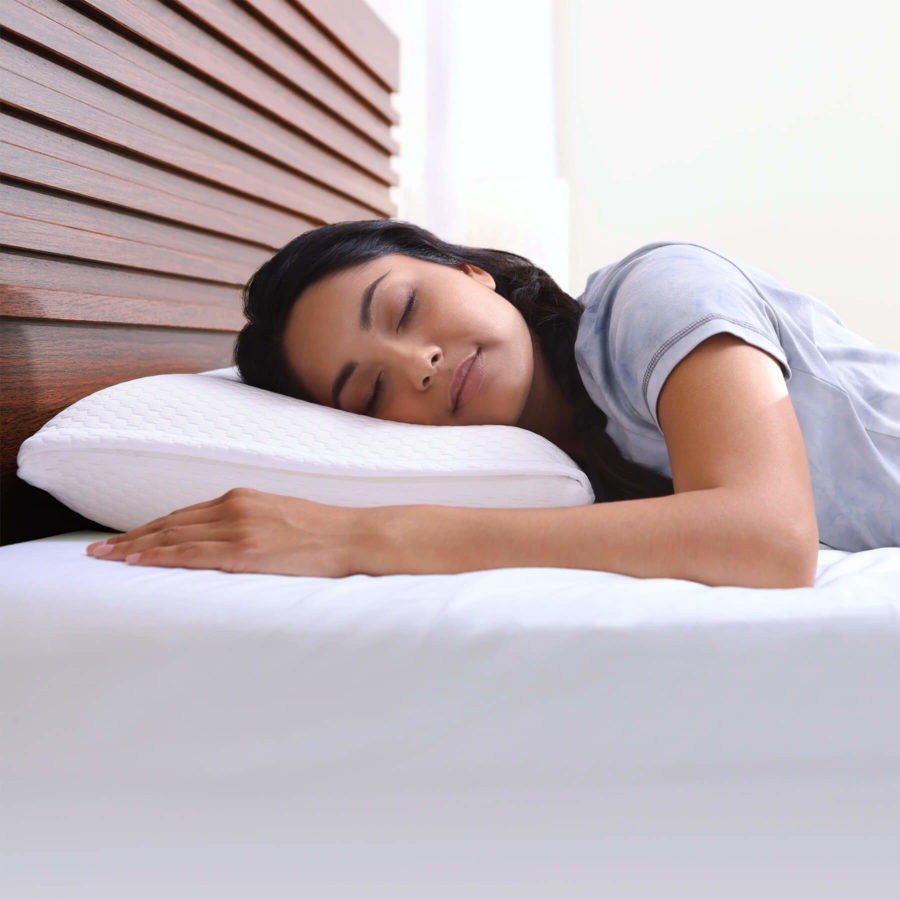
[580,240,745,304]
[574,238,788,384]
[574,241,792,434]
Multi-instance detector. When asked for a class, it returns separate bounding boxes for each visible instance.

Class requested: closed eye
[364,373,382,415]
[365,290,416,415]
[397,289,416,331]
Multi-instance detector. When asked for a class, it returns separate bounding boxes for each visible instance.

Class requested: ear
[459,263,496,291]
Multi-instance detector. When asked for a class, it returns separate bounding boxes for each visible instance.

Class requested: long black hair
[235,219,674,502]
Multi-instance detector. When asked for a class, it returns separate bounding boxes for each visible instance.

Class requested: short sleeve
[603,243,791,430]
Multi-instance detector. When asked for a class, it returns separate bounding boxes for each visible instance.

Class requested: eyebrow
[331,270,390,410]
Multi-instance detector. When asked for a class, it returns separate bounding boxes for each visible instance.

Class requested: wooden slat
[167,0,397,135]
[1,185,267,282]
[2,114,313,247]
[1,247,244,329]
[1,249,242,312]
[0,318,235,544]
[0,284,243,330]
[244,0,398,125]
[298,0,399,92]
[2,211,235,282]
[0,46,391,221]
[81,0,399,154]
[3,180,270,271]
[1,39,393,219]
[8,0,397,187]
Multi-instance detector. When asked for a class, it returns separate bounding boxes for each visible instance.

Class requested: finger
[122,540,245,572]
[87,501,225,552]
[88,522,232,561]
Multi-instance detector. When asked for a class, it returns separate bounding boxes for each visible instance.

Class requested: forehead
[319,253,413,295]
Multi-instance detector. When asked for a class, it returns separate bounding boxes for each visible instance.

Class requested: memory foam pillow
[17,367,594,532]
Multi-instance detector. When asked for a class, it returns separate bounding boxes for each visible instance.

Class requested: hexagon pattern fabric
[17,368,594,531]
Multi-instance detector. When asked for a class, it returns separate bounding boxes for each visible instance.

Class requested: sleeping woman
[86,219,900,586]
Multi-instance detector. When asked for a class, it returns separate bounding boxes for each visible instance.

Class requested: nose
[415,346,443,389]
[404,346,444,391]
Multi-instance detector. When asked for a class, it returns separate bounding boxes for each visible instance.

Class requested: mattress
[2,531,899,899]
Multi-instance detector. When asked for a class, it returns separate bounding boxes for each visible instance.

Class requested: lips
[450,350,479,411]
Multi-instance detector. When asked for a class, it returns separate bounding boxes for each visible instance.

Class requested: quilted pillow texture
[17,368,594,531]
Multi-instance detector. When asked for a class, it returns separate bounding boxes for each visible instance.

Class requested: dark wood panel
[244,0,398,124]
[0,285,243,330]
[1,249,243,316]
[3,210,241,281]
[2,182,269,281]
[167,0,397,136]
[4,180,268,273]
[299,0,399,92]
[2,113,314,246]
[0,318,236,545]
[1,42,393,220]
[81,0,399,155]
[7,0,397,187]
[1,217,257,285]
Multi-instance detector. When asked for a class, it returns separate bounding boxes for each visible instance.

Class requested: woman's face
[282,253,549,430]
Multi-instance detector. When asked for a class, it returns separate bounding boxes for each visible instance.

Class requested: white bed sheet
[2,531,899,899]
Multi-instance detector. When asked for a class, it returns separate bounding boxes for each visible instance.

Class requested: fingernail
[125,553,142,565]
[91,543,113,557]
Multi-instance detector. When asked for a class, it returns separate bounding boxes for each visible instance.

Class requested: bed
[2,2,899,898]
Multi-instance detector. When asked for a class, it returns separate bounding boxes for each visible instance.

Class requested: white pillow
[17,368,594,531]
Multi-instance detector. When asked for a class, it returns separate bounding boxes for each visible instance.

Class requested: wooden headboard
[1,0,398,544]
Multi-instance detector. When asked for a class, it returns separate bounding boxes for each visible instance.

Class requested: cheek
[384,391,434,425]
[505,316,535,370]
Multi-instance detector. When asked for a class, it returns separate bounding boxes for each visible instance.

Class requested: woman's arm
[89,334,819,587]
[357,334,819,588]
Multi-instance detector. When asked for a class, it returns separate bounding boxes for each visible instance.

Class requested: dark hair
[235,219,673,502]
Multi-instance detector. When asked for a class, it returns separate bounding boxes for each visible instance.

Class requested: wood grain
[8,0,398,186]
[2,181,270,281]
[244,0,398,124]
[167,0,397,137]
[1,249,243,328]
[298,0,399,91]
[81,0,399,152]
[2,114,316,246]
[2,42,390,221]
[0,0,397,544]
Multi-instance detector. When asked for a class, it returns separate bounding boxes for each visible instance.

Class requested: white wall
[368,0,899,351]
[553,0,900,350]
[366,0,569,288]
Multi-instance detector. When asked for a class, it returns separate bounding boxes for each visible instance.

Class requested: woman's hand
[85,488,368,577]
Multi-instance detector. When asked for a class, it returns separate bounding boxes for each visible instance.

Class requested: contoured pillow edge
[18,368,595,531]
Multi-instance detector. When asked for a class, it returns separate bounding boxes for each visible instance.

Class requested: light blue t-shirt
[573,241,900,551]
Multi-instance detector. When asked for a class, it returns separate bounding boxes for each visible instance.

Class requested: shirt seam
[641,314,783,407]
